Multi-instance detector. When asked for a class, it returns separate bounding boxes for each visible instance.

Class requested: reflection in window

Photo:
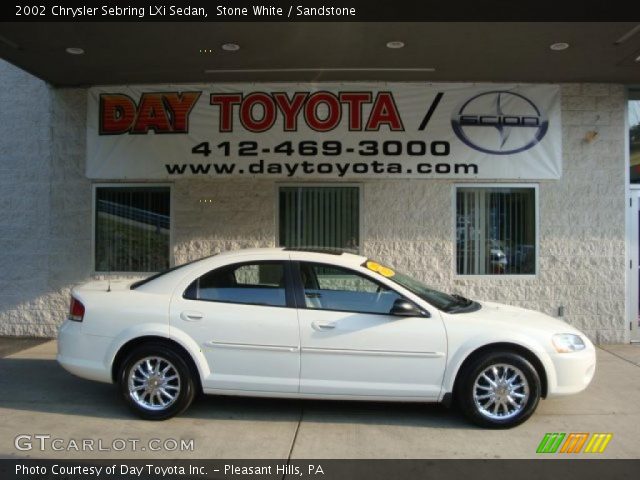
[186,262,287,307]
[300,263,401,314]
[456,187,536,275]
[95,186,170,272]
[630,99,640,183]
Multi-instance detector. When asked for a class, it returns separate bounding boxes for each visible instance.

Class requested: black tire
[118,343,196,420]
[456,351,541,429]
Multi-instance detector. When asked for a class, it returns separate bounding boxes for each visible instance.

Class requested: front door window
[300,262,401,315]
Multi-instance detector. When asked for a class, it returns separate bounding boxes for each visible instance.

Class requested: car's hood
[471,300,583,335]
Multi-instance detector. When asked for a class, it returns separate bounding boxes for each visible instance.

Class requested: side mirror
[389,299,429,317]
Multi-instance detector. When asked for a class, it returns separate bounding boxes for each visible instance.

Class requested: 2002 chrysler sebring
[57,248,596,428]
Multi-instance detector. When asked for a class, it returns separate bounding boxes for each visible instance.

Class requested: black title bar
[2,0,640,22]
[3,459,640,480]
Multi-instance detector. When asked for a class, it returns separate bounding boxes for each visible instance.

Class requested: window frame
[275,183,364,254]
[291,261,411,316]
[452,183,539,279]
[91,183,174,275]
[626,88,640,341]
[628,90,640,185]
[182,260,297,309]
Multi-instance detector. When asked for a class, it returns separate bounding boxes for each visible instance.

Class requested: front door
[295,262,447,399]
[170,259,301,392]
[630,192,640,342]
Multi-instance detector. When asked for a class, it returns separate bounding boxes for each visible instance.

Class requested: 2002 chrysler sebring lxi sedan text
[57,248,596,428]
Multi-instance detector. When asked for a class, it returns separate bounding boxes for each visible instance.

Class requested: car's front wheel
[457,351,541,428]
[118,343,196,420]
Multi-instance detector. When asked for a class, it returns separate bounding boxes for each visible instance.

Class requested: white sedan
[57,248,596,428]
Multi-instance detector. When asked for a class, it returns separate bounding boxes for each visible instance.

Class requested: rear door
[169,257,300,393]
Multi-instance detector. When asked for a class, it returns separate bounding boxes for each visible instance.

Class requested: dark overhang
[0,22,639,86]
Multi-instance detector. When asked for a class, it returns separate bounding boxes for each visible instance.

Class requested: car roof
[133,247,368,293]
[213,247,367,265]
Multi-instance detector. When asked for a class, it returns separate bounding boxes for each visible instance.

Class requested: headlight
[552,333,586,353]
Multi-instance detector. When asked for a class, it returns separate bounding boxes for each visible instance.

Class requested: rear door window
[184,262,287,307]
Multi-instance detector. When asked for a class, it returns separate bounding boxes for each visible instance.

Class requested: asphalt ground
[0,339,638,459]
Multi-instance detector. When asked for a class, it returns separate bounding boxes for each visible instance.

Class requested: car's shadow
[0,358,473,429]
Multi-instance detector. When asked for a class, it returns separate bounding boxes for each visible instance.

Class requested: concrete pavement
[1,340,639,459]
[0,337,49,358]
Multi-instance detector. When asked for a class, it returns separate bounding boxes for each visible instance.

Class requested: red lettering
[305,92,341,132]
[99,94,136,134]
[207,90,404,133]
[163,92,201,133]
[240,93,276,132]
[366,92,404,131]
[210,94,242,132]
[131,94,172,134]
[273,92,307,131]
[339,92,372,131]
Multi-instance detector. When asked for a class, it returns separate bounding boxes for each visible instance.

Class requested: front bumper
[547,345,596,397]
[57,320,113,384]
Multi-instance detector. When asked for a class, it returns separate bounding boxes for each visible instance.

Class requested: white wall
[0,61,53,335]
[0,60,628,342]
[0,60,92,336]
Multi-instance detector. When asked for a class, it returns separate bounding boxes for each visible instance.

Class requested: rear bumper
[546,346,596,397]
[57,320,113,384]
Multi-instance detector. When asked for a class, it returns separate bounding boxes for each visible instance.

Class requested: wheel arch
[111,335,203,393]
[450,342,548,400]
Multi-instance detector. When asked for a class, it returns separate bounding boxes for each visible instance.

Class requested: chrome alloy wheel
[128,356,181,411]
[472,363,530,420]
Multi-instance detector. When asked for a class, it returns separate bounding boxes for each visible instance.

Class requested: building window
[456,186,536,275]
[278,186,360,251]
[94,186,170,272]
[630,94,640,183]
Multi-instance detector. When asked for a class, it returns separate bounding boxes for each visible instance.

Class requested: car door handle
[181,311,204,322]
[312,321,336,331]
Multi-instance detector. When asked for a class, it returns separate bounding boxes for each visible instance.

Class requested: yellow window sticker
[365,261,395,277]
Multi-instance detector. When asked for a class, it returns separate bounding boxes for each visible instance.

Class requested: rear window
[130,254,217,290]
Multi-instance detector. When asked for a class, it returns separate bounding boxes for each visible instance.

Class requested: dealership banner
[86,83,562,179]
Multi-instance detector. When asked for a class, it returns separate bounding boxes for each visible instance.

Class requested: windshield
[362,260,477,313]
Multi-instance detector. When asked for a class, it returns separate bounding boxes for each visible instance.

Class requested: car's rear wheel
[118,343,196,420]
[457,351,541,428]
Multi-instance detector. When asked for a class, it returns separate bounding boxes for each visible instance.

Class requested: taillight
[69,296,85,322]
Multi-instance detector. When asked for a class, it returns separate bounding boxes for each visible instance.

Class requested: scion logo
[451,91,548,155]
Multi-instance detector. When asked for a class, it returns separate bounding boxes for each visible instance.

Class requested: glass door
[631,192,640,342]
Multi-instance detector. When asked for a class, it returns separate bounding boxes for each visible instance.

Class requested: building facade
[0,59,631,343]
